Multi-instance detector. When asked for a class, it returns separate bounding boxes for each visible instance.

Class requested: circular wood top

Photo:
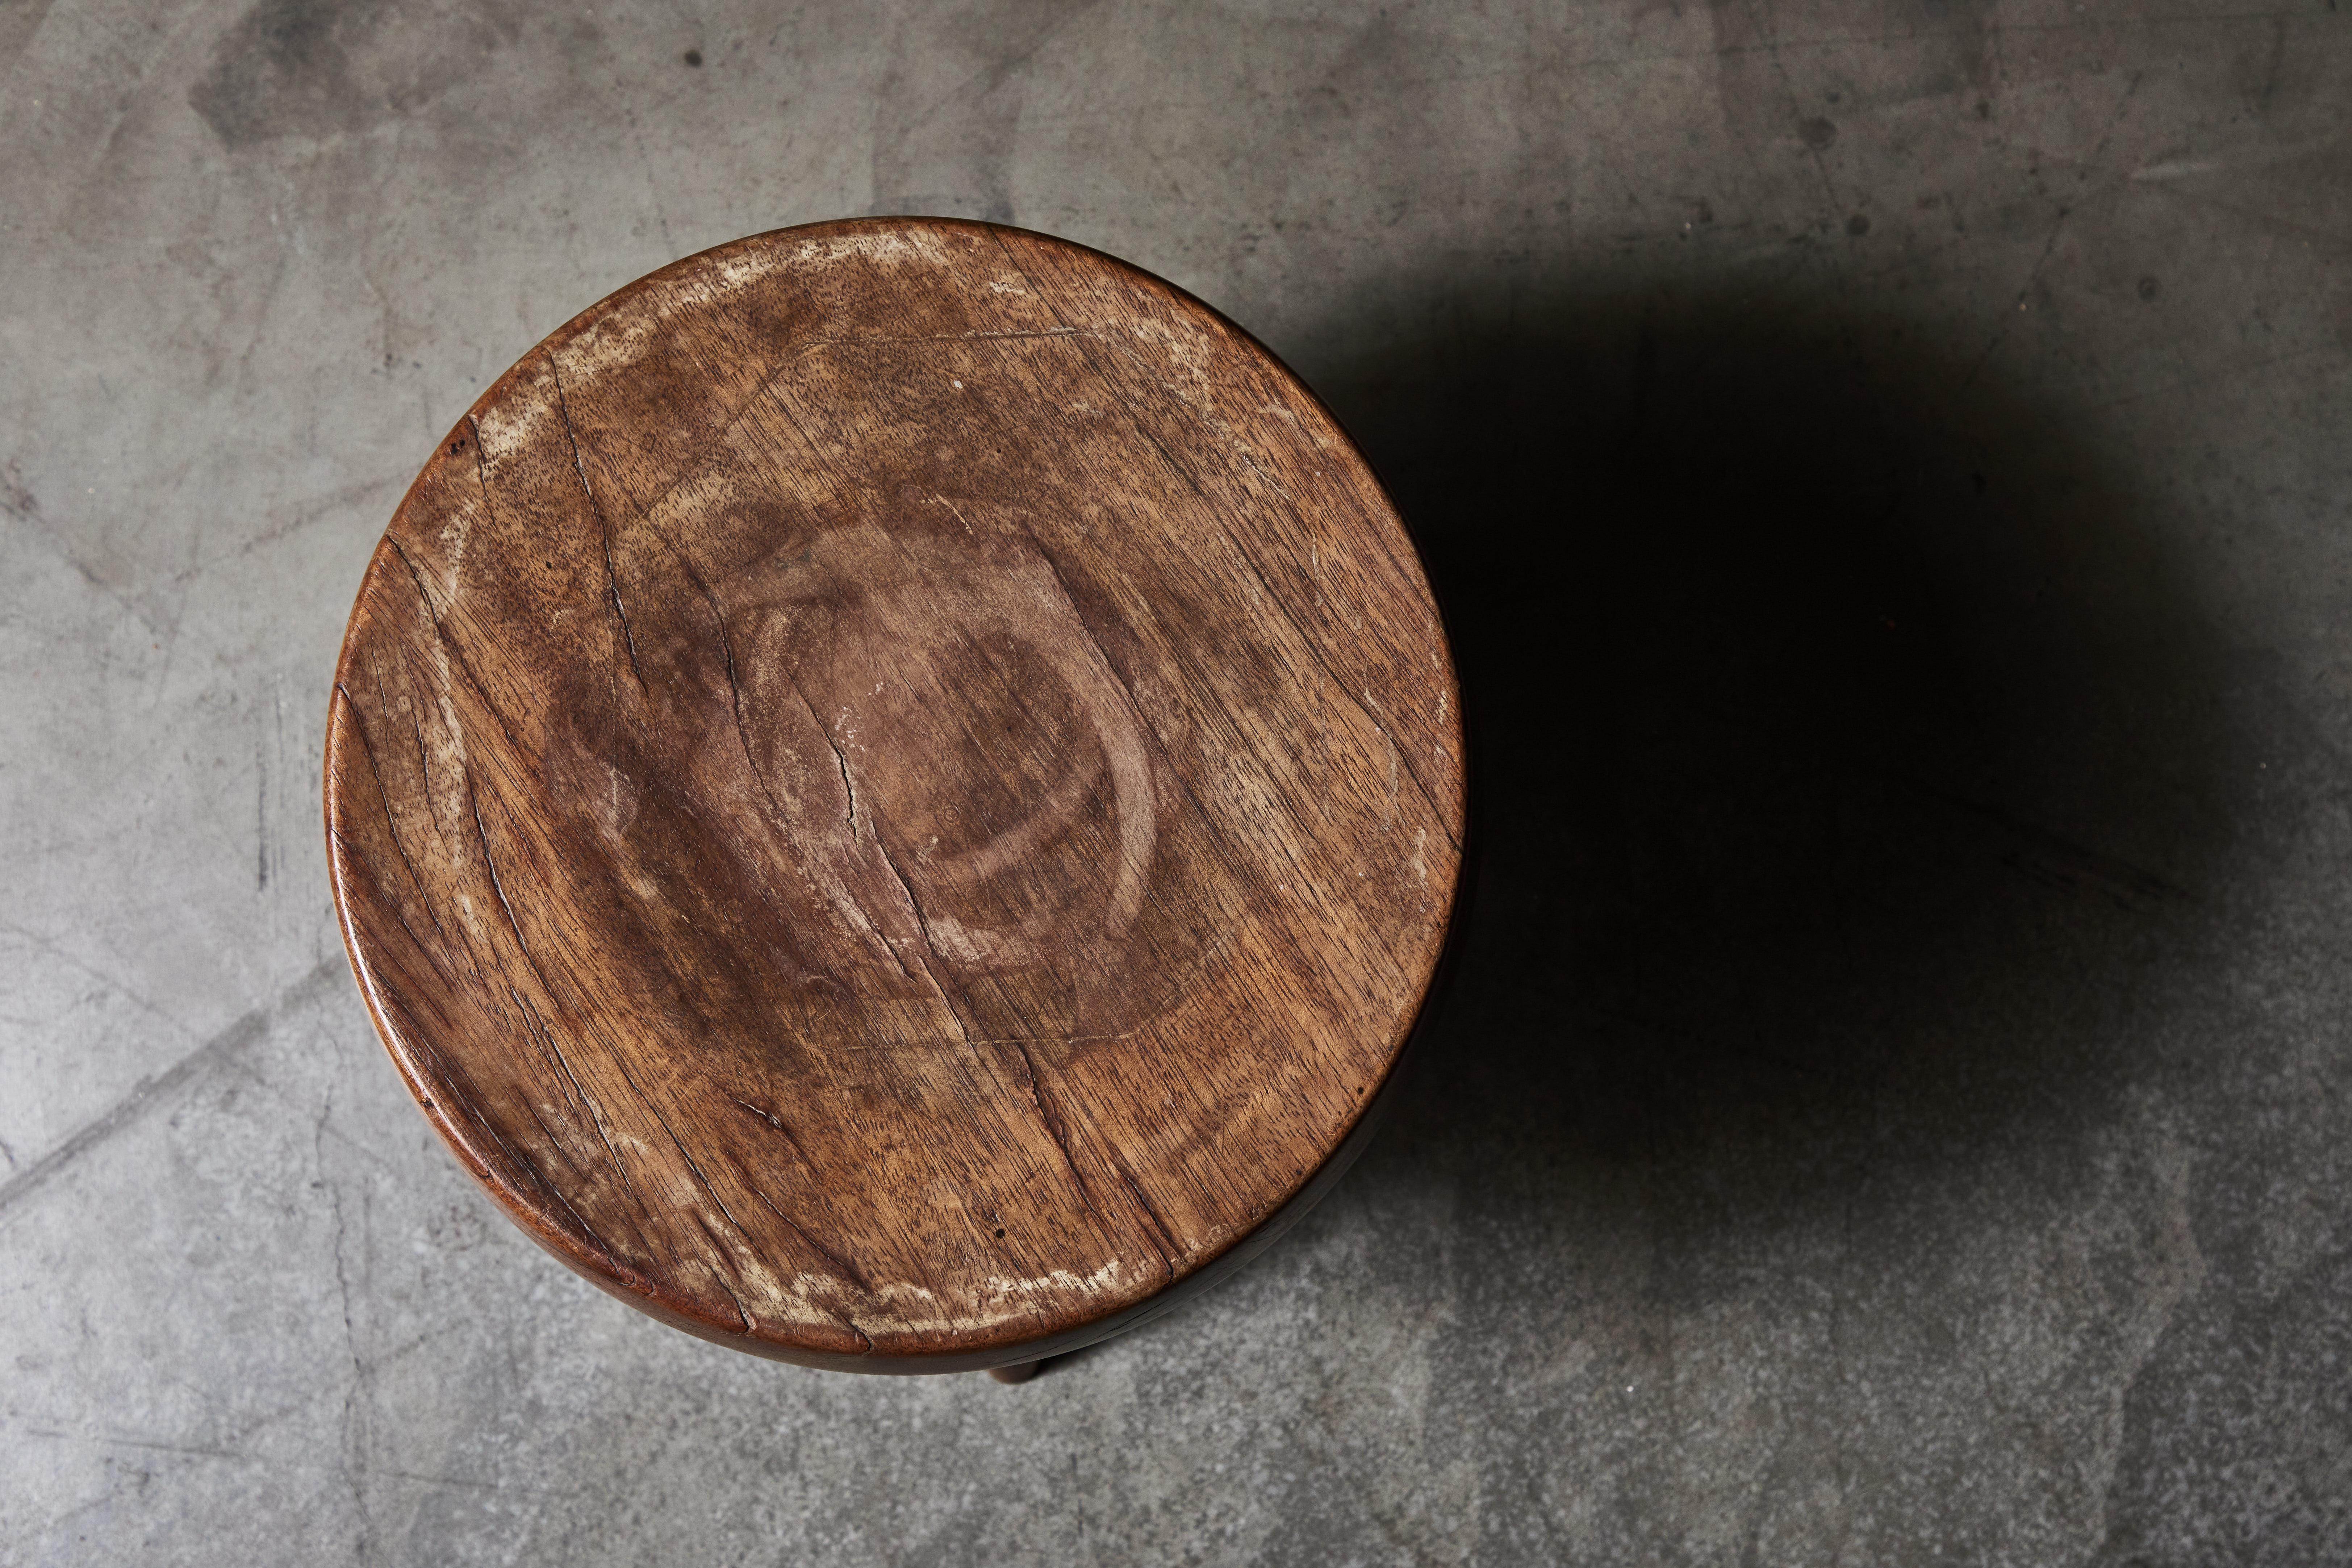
[325,219,1465,1371]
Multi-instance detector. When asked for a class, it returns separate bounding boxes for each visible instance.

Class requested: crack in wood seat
[325,218,1466,1374]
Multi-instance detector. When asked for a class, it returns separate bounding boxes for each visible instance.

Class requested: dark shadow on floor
[1284,271,2248,1247]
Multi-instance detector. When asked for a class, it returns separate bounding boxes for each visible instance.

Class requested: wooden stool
[325,219,1466,1376]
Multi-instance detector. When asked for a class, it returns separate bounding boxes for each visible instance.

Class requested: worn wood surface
[325,218,1465,1372]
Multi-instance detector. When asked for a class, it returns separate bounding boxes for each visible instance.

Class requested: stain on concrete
[1712,0,1997,154]
[188,0,522,149]
[189,0,387,147]
[0,0,58,76]
[866,0,1097,222]
[2098,1176,2352,1563]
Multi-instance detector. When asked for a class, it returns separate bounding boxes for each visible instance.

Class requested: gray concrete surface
[4,0,2350,1562]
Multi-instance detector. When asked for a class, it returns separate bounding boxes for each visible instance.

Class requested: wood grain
[325,218,1466,1372]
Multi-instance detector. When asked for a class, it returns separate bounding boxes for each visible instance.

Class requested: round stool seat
[325,219,1466,1373]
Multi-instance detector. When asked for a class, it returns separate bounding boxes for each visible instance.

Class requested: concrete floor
[5,0,2351,1562]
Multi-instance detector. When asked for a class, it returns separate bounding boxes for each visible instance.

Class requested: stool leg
[986,1360,1042,1385]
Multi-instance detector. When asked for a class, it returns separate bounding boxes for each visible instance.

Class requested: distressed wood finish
[325,219,1465,1372]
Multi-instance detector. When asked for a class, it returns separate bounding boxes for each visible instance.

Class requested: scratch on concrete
[0,957,343,1220]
